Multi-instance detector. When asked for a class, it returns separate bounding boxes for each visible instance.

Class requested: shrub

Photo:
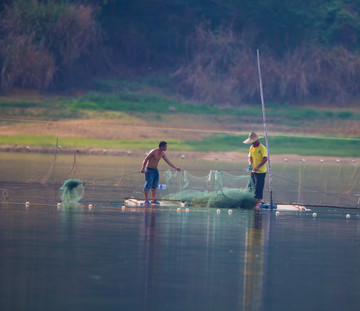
[0,0,101,90]
[173,24,360,106]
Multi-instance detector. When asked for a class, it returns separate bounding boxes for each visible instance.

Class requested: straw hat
[243,132,263,144]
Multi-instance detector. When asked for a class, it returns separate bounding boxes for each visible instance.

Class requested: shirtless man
[140,141,181,205]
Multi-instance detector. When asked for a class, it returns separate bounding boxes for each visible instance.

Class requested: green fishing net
[60,179,85,205]
[162,170,256,208]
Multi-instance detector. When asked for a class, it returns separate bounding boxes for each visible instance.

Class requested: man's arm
[254,157,267,172]
[162,153,181,171]
[248,157,254,170]
[140,151,153,173]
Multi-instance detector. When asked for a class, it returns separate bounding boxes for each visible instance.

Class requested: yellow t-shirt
[249,143,268,173]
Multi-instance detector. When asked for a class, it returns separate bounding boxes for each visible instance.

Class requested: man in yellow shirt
[243,132,268,209]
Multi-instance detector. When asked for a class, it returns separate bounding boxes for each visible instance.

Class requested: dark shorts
[144,167,159,191]
[249,172,266,200]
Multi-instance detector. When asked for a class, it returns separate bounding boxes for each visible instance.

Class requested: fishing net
[162,170,256,208]
[60,179,85,205]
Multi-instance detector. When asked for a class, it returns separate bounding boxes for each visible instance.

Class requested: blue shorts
[144,167,159,191]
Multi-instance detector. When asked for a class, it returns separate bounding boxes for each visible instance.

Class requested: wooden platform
[276,204,310,211]
[124,199,161,207]
[124,199,310,211]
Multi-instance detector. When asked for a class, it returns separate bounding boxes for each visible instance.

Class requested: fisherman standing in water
[141,141,181,205]
[243,132,268,210]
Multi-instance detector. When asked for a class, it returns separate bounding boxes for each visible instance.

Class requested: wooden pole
[257,49,274,209]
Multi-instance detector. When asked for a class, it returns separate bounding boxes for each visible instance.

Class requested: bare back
[145,148,164,169]
[141,143,180,174]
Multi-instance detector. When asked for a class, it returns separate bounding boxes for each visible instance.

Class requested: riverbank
[1,91,359,158]
[1,145,357,167]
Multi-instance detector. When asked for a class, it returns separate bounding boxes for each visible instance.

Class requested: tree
[0,0,101,90]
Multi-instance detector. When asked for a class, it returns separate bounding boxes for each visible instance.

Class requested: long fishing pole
[257,49,274,209]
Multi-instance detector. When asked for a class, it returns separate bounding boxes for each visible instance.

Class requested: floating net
[60,179,85,205]
[162,170,256,209]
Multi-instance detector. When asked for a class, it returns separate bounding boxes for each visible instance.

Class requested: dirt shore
[1,117,359,165]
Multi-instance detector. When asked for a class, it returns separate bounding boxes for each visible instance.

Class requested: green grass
[184,134,360,156]
[1,77,359,157]
[1,84,359,121]
[1,134,359,157]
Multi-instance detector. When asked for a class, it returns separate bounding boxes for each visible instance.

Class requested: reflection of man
[243,210,264,311]
[140,141,181,205]
[243,132,268,210]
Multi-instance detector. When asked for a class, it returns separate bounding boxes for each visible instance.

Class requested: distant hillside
[1,0,360,106]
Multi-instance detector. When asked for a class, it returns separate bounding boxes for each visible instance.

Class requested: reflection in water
[243,211,266,311]
[140,208,156,311]
[137,208,269,311]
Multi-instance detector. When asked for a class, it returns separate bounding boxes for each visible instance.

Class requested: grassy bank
[1,133,359,157]
[1,77,360,157]
[1,90,359,122]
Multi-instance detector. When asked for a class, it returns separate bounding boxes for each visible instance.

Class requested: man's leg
[255,198,261,210]
[151,189,156,201]
[144,168,154,203]
[150,169,159,203]
[254,173,266,210]
[144,190,149,202]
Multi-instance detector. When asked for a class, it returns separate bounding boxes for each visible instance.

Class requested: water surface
[1,153,359,311]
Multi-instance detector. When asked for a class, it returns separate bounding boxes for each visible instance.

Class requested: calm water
[1,152,360,311]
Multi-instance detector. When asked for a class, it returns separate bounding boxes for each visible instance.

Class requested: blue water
[1,153,360,310]
[1,198,360,311]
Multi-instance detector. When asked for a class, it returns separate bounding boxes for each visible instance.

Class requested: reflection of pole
[51,137,59,184]
[140,209,156,311]
[242,211,264,311]
[298,165,302,203]
[257,50,273,208]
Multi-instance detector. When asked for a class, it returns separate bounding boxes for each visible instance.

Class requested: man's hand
[175,167,181,171]
[140,168,145,173]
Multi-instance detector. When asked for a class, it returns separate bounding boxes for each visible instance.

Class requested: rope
[1,200,205,212]
[271,173,358,206]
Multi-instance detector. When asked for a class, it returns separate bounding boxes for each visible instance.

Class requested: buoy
[185,208,189,213]
[216,209,221,214]
[228,209,232,215]
[181,154,185,159]
[25,201,30,206]
[284,158,288,162]
[121,205,126,210]
[275,211,280,216]
[176,207,181,212]
[57,203,62,208]
[336,159,340,163]
[320,159,324,163]
[301,159,306,163]
[312,213,317,217]
[346,214,351,219]
[88,204,93,209]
